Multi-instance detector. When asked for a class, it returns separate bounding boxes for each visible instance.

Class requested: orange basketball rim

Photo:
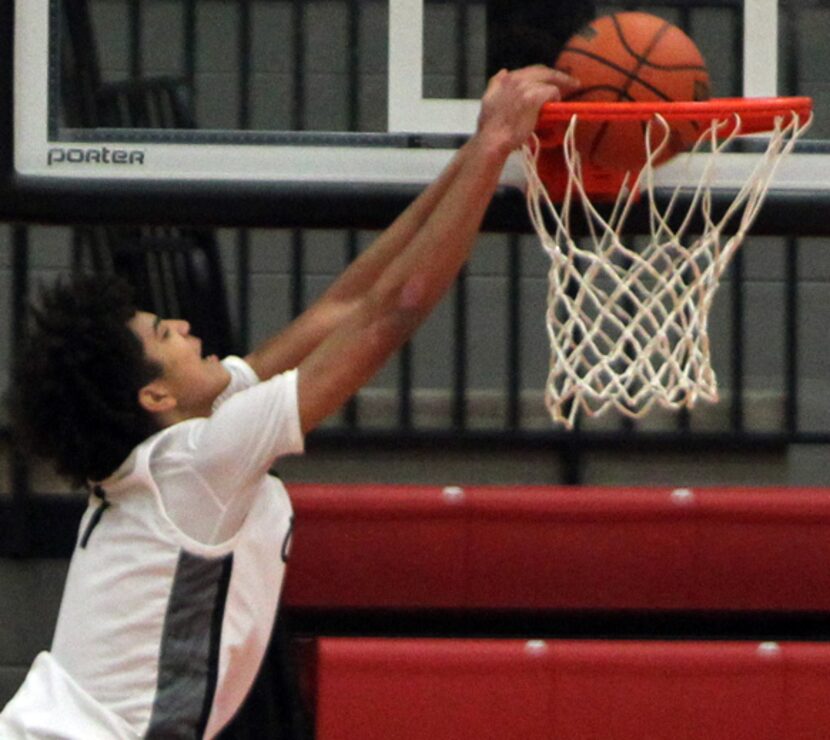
[522,95,813,428]
[531,96,814,202]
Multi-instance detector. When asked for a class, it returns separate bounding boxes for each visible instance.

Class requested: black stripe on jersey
[198,554,234,734]
[146,550,234,738]
[80,486,110,549]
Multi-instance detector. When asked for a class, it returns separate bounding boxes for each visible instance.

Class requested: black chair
[81,224,237,358]
[60,0,237,357]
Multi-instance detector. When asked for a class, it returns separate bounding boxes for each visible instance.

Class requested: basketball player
[0,64,578,739]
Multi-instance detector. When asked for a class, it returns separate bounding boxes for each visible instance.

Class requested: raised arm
[245,66,577,382]
[292,66,575,434]
[244,140,470,380]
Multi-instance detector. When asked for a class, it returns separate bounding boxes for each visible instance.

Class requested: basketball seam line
[560,16,708,166]
[617,17,675,148]
[620,17,672,97]
[565,85,640,102]
[561,49,676,103]
[611,14,705,72]
[560,46,707,74]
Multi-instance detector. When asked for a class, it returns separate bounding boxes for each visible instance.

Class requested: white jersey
[0,358,304,739]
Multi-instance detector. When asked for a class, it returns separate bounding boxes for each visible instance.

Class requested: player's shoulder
[213,356,260,410]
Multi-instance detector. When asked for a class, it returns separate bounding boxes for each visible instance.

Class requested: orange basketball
[554,12,710,171]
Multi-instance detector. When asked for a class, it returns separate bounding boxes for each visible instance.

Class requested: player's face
[129,311,230,419]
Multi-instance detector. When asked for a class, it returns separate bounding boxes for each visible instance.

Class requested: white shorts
[0,652,138,739]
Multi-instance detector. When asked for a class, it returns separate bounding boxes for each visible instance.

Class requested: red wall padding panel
[283,484,830,611]
[314,638,830,740]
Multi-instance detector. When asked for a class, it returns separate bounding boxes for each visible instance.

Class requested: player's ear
[137,380,177,415]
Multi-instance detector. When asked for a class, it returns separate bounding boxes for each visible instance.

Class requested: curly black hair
[10,274,163,487]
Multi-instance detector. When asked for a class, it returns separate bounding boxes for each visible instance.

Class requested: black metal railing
[3,0,830,556]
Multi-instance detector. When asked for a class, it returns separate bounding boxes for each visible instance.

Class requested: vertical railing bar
[457,0,469,90]
[676,0,698,426]
[723,0,745,435]
[238,0,252,128]
[453,273,468,430]
[345,0,361,428]
[783,2,801,434]
[344,232,359,429]
[784,238,799,434]
[452,0,469,431]
[72,228,86,273]
[562,437,584,486]
[183,0,196,91]
[130,0,143,78]
[676,231,691,427]
[347,0,361,131]
[781,0,799,98]
[677,2,692,35]
[557,238,581,435]
[677,406,691,433]
[236,233,251,354]
[237,0,252,352]
[506,235,521,430]
[292,0,306,131]
[10,227,31,557]
[729,248,745,432]
[291,231,305,320]
[733,1,744,96]
[290,0,306,326]
[618,232,636,434]
[398,346,414,430]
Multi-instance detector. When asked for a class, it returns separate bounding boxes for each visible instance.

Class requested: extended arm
[291,66,575,434]
[244,141,470,380]
[245,66,577,384]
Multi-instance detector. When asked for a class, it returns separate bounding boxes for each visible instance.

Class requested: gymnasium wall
[2,0,830,712]
[3,0,830,460]
[1,5,829,505]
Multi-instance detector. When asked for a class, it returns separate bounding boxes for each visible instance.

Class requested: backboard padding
[3,0,830,231]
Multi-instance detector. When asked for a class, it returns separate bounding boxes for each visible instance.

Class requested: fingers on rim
[512,65,580,88]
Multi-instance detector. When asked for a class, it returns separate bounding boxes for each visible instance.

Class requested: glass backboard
[4,0,830,229]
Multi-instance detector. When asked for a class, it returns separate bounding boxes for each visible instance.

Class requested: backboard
[3,0,830,230]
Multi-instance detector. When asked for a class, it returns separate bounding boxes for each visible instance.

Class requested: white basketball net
[522,109,811,428]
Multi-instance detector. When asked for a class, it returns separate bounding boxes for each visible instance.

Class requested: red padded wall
[283,484,830,612]
[315,638,830,740]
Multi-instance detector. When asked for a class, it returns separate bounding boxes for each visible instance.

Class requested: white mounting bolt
[525,640,548,656]
[757,642,782,659]
[442,485,465,503]
[671,488,696,506]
